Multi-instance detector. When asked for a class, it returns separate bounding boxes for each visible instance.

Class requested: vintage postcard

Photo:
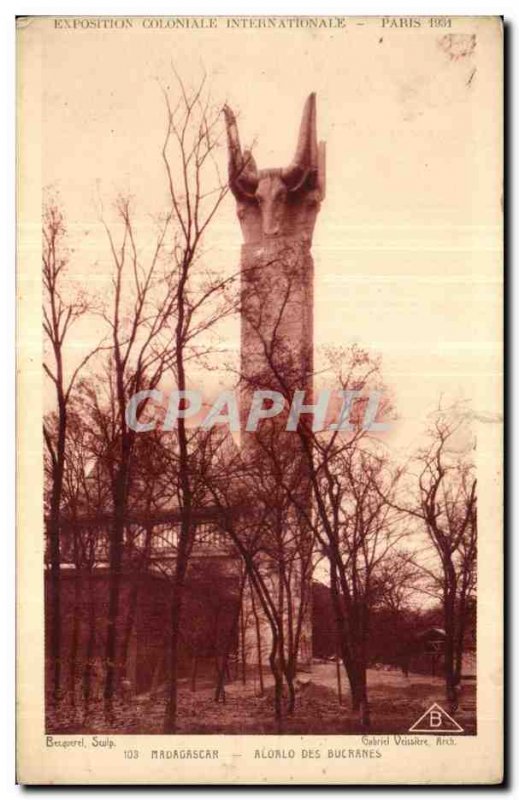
[16,14,503,784]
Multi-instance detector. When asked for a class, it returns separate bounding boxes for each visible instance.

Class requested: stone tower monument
[224,95,326,670]
[223,93,325,419]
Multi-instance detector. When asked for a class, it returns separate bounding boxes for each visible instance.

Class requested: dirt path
[46,663,476,735]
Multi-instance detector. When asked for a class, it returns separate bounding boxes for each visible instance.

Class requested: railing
[46,512,237,567]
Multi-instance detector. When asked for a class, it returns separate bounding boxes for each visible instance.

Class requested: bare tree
[81,69,236,726]
[47,390,116,709]
[158,72,235,733]
[373,550,424,616]
[201,427,316,724]
[97,196,177,709]
[396,406,477,707]
[238,259,402,728]
[118,428,174,686]
[310,441,402,728]
[57,408,102,706]
[43,199,103,701]
[202,440,288,724]
[244,423,315,716]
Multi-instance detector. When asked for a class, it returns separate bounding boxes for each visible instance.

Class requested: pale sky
[37,15,503,453]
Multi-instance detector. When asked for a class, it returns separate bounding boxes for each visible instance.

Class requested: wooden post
[336,655,343,705]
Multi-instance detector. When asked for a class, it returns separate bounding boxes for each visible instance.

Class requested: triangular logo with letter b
[409,702,464,733]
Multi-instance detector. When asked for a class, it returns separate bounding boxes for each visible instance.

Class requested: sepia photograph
[16,13,503,783]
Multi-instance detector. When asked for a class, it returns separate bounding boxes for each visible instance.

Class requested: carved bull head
[223,93,325,241]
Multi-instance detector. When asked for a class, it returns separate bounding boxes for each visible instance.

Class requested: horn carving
[223,93,325,201]
[281,92,318,192]
[222,104,258,200]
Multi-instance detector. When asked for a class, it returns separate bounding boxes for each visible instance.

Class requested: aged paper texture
[16,15,503,784]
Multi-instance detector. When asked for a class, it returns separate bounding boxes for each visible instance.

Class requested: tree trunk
[163,301,193,733]
[286,670,296,716]
[83,569,97,705]
[214,655,226,704]
[48,415,66,702]
[104,498,126,706]
[120,525,153,681]
[269,639,284,726]
[328,562,360,711]
[48,517,62,703]
[443,569,459,711]
[336,655,343,705]
[240,603,247,684]
[69,561,82,705]
[164,555,188,732]
[356,664,371,728]
[215,574,246,703]
[250,581,265,695]
[454,585,469,684]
